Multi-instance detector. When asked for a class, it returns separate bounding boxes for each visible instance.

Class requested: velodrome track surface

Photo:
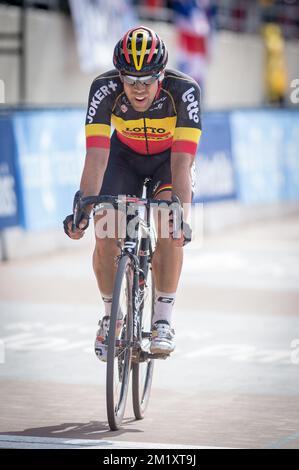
[0,214,299,449]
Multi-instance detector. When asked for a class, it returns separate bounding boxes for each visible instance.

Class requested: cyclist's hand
[169,214,184,247]
[169,216,192,247]
[63,214,88,240]
[169,195,192,247]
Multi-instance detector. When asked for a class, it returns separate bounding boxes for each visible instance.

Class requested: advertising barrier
[12,109,86,230]
[230,110,299,203]
[193,111,236,203]
[0,116,21,229]
[0,108,298,232]
[279,111,299,201]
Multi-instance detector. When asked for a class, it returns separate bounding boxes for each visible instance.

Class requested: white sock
[102,295,112,317]
[152,290,176,326]
[102,294,123,320]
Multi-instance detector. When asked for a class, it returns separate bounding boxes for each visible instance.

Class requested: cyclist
[63,26,202,361]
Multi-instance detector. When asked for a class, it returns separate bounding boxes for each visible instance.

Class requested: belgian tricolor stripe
[172,127,201,156]
[172,140,197,155]
[85,123,111,149]
[117,132,173,155]
[153,183,172,197]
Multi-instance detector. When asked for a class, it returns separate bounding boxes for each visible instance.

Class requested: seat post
[143,177,152,199]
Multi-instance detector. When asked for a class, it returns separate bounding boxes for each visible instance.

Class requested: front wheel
[106,255,133,431]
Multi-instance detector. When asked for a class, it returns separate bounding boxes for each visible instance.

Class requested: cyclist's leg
[151,188,183,329]
[93,135,144,361]
[151,189,183,293]
[148,159,183,353]
[149,158,183,295]
[149,155,195,298]
[93,134,144,300]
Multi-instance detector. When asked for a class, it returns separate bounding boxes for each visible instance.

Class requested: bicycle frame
[73,191,181,358]
[117,197,153,354]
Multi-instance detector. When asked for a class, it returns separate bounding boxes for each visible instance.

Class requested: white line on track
[0,435,228,449]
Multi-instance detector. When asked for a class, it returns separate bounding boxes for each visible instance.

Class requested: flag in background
[69,0,137,73]
[172,0,211,90]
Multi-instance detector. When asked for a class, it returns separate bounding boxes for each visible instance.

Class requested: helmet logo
[131,29,148,71]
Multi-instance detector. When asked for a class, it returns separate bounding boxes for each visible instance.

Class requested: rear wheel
[132,264,155,420]
[106,255,133,431]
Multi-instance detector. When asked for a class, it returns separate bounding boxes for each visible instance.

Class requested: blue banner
[12,109,86,230]
[230,110,299,203]
[194,111,236,203]
[281,111,299,200]
[0,116,21,229]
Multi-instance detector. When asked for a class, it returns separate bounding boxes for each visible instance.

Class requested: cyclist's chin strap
[155,73,164,100]
[155,82,162,100]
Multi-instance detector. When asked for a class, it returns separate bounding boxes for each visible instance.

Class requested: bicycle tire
[106,255,133,431]
[132,266,155,420]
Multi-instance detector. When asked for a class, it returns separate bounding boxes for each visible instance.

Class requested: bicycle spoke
[106,256,133,430]
[132,259,155,420]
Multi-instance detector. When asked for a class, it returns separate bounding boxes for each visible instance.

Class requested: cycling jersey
[99,132,173,199]
[85,68,202,157]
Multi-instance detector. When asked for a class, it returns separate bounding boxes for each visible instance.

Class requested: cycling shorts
[100,132,172,198]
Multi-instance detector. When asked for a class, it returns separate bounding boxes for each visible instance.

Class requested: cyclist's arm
[171,151,194,219]
[64,75,115,238]
[63,147,108,238]
[81,75,117,213]
[80,147,109,214]
[170,79,202,217]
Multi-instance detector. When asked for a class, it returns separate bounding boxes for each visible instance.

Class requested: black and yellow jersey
[85,68,202,156]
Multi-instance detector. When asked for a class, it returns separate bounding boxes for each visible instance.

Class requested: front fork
[117,204,152,351]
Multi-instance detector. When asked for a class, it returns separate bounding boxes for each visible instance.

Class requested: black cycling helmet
[113,26,168,76]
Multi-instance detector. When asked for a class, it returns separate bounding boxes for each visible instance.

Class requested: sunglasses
[120,73,161,86]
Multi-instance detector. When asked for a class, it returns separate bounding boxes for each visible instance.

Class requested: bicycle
[73,184,186,431]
